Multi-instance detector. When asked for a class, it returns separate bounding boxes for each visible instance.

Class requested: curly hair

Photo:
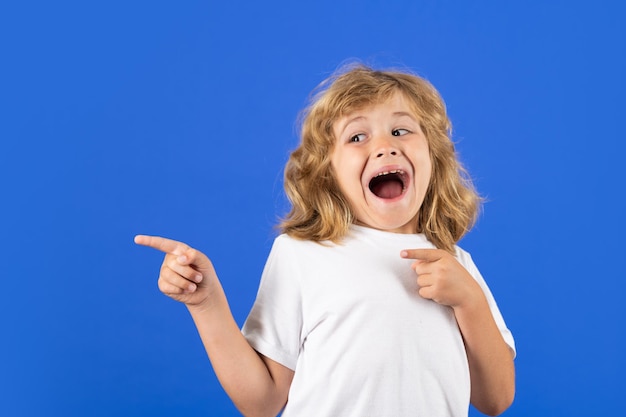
[279,64,481,253]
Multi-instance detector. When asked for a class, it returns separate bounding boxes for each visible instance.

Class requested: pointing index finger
[400,248,442,261]
[134,235,190,256]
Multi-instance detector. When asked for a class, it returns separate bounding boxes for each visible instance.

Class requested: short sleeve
[241,235,303,370]
[456,249,516,358]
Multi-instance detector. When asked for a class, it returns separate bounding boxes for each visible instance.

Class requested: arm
[453,290,515,416]
[401,249,515,416]
[135,235,294,417]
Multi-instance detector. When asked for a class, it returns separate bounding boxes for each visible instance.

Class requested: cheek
[328,160,349,195]
[330,153,352,185]
[419,164,433,190]
[422,146,434,181]
[414,158,433,195]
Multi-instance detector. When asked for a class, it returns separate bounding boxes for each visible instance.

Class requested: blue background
[1,1,624,416]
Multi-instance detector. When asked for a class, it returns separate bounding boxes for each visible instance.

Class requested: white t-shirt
[242,225,515,417]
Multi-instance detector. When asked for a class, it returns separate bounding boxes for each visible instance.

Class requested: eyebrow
[392,111,417,120]
[337,111,418,136]
[336,116,365,136]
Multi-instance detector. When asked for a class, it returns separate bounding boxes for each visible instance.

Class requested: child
[135,65,516,417]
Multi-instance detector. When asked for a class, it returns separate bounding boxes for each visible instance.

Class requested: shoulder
[453,244,479,274]
[273,233,313,251]
[273,233,338,252]
[266,234,334,264]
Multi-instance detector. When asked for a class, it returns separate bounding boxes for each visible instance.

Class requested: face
[330,92,432,234]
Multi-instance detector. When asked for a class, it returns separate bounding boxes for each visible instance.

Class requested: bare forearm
[187,295,287,417]
[454,296,515,416]
[399,248,515,414]
[134,235,289,416]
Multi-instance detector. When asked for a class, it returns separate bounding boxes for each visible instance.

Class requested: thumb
[177,246,216,276]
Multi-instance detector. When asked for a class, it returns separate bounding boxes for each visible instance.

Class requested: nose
[374,134,399,158]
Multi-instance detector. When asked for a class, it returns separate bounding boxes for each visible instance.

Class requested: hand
[135,235,219,307]
[401,248,482,309]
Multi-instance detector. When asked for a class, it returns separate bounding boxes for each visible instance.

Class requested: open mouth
[368,170,408,199]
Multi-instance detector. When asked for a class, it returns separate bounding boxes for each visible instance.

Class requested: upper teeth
[374,169,404,178]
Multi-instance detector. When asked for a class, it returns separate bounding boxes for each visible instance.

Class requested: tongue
[372,179,403,199]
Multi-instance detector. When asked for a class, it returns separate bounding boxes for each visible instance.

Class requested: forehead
[344,89,417,114]
[333,92,419,126]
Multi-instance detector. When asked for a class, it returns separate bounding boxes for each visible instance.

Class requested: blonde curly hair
[279,65,481,253]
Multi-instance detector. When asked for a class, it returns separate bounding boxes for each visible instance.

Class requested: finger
[175,247,215,275]
[165,255,203,283]
[175,247,203,266]
[416,273,432,288]
[159,267,198,293]
[418,286,434,300]
[401,248,443,262]
[135,235,190,256]
[159,279,194,296]
[411,259,435,276]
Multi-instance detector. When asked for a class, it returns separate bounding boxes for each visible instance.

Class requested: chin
[369,219,417,234]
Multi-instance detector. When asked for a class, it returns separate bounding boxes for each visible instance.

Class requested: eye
[392,128,411,137]
[349,133,366,143]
